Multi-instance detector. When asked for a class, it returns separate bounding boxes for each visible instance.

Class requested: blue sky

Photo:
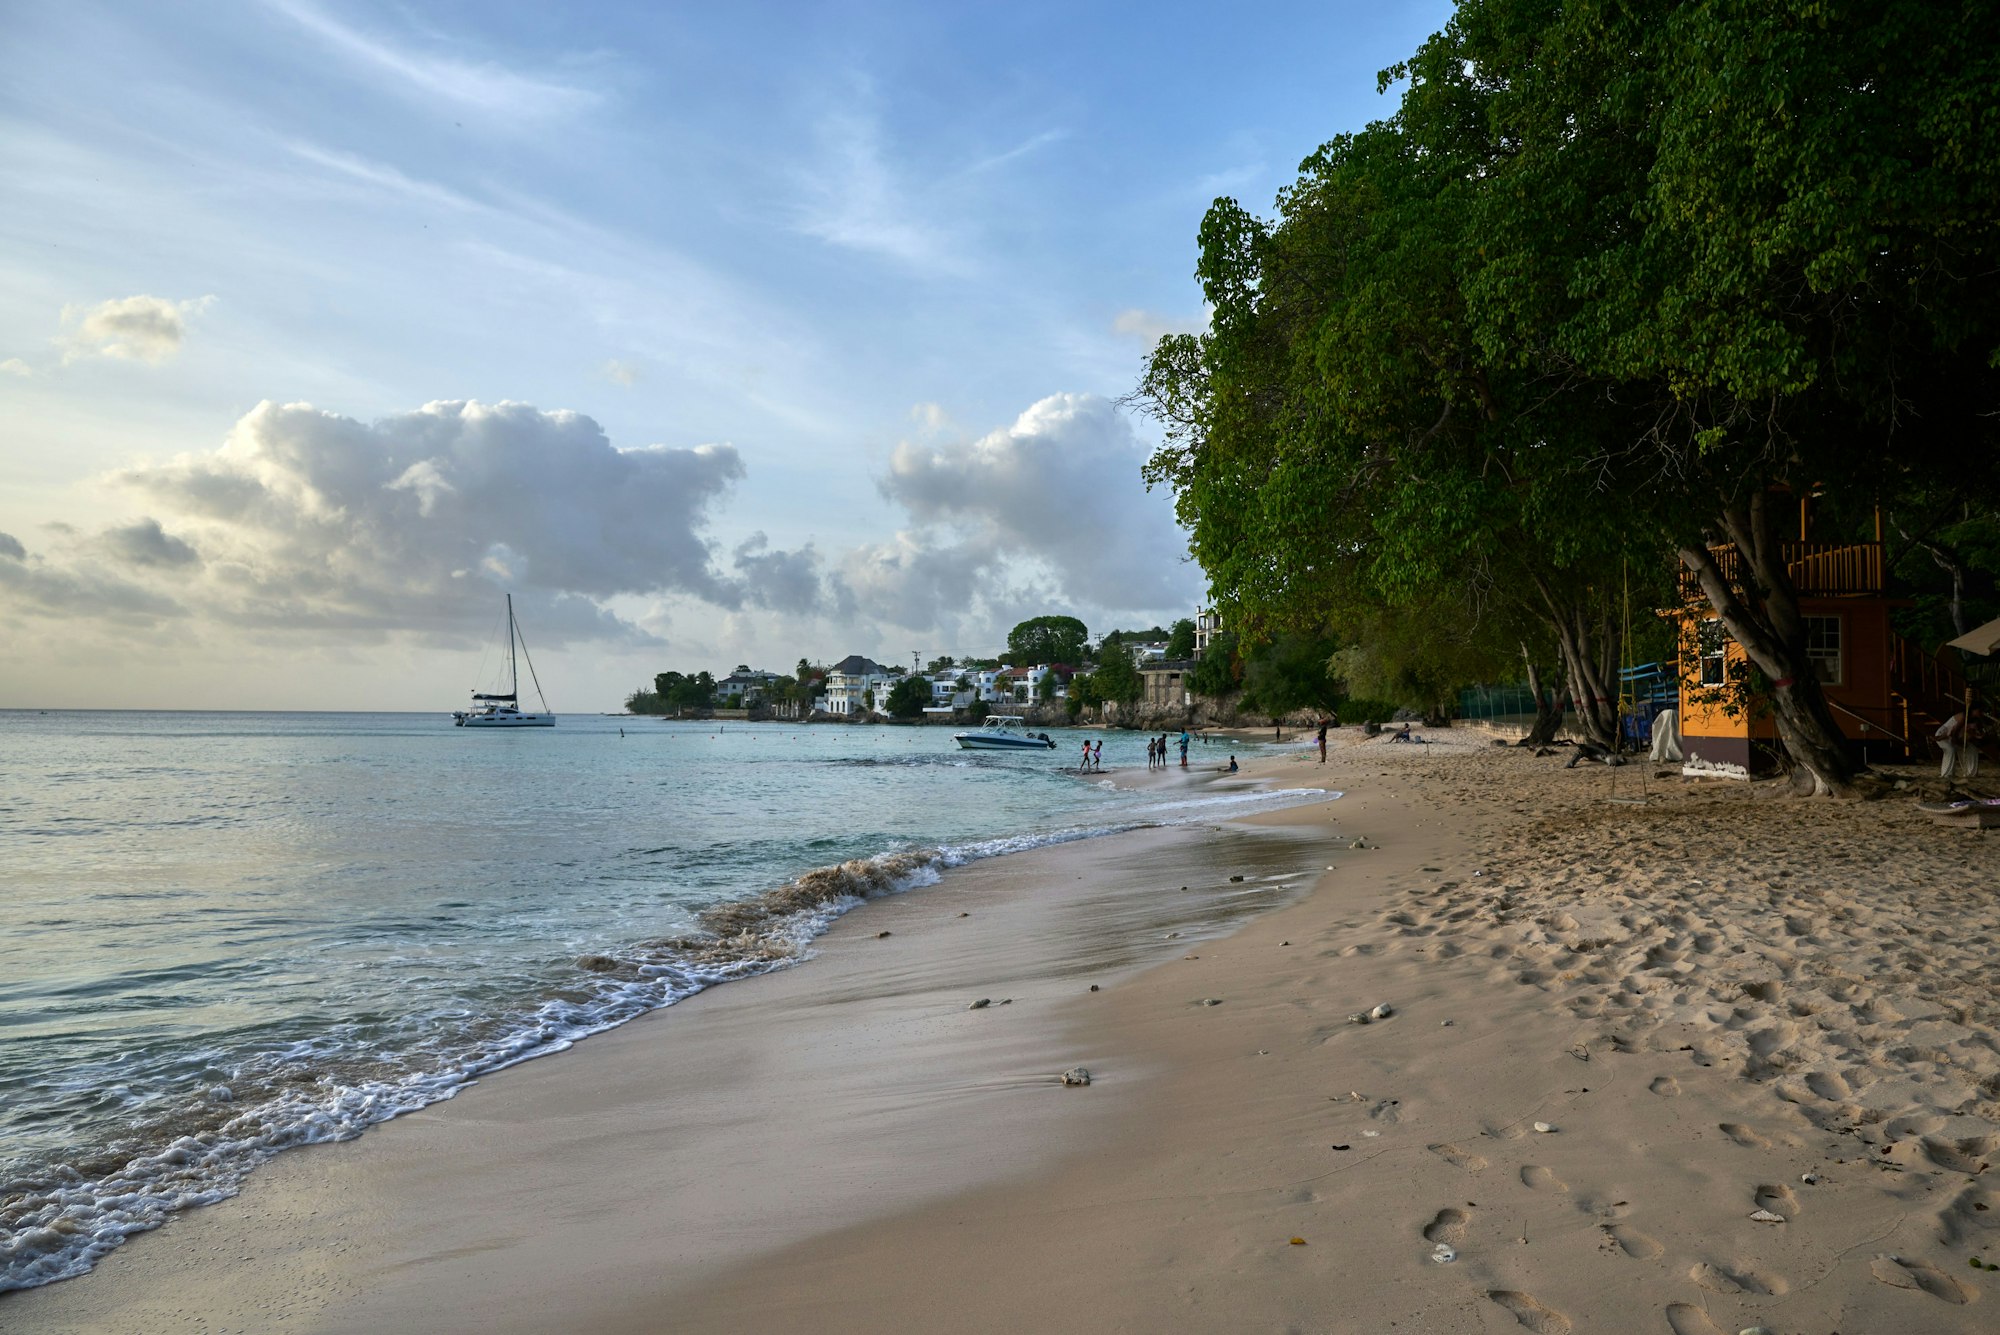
[0,0,1452,709]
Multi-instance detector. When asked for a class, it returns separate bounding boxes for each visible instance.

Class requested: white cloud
[957,128,1068,178]
[1112,307,1207,343]
[0,391,1198,673]
[794,95,958,273]
[729,533,826,614]
[0,398,756,647]
[60,295,213,364]
[601,359,640,387]
[284,140,481,212]
[267,0,598,122]
[828,392,1200,640]
[0,358,30,377]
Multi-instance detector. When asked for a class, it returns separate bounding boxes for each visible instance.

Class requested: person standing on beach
[1316,719,1328,764]
[1080,739,1092,773]
[1092,740,1104,771]
[1937,705,1983,779]
[1178,730,1190,767]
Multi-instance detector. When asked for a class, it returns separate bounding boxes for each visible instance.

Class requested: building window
[1697,620,1727,687]
[1804,615,1843,684]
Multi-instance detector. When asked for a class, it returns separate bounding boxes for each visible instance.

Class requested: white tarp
[1649,707,1684,762]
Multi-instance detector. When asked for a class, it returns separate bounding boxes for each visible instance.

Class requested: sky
[0,0,1453,710]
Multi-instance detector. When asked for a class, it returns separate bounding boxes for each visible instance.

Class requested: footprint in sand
[1689,1262,1744,1294]
[1753,1183,1799,1217]
[1368,1099,1401,1123]
[1602,1223,1663,1260]
[1690,1259,1788,1296]
[1920,1133,1999,1175]
[1427,1142,1489,1173]
[1422,1207,1470,1246]
[1663,1302,1727,1335]
[1520,1164,1567,1193]
[1936,1186,2000,1247]
[1718,1122,1770,1149]
[1485,1289,1572,1335]
[1648,1075,1681,1097]
[1869,1254,1972,1304]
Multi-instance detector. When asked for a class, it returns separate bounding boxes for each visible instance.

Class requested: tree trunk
[1532,575,1621,748]
[1679,490,1860,795]
[1915,537,1975,638]
[1522,648,1562,746]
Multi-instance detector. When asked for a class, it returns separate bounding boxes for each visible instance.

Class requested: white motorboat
[953,715,1055,750]
[453,595,556,728]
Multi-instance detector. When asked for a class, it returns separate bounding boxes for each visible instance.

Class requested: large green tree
[1141,0,2000,790]
[883,674,933,719]
[1090,647,1145,715]
[1138,114,1655,748]
[653,670,716,710]
[1006,616,1089,665]
[1240,634,1342,718]
[1403,0,2000,790]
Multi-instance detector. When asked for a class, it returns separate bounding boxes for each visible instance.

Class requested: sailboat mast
[506,594,519,698]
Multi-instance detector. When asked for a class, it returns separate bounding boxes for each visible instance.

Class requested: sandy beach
[9,731,1998,1334]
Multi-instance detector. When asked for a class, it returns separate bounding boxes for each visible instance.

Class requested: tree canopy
[1090,646,1145,708]
[1006,616,1088,666]
[1137,0,2000,792]
[883,674,933,719]
[653,670,716,710]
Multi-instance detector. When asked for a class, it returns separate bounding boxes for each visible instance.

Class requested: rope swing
[1607,559,1653,805]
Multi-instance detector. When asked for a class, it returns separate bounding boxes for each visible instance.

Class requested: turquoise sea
[0,711,1315,1292]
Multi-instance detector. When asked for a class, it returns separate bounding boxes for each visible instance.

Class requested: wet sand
[3,765,1335,1334]
[10,732,1999,1333]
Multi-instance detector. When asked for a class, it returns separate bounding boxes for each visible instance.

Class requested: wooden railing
[1890,633,1968,722]
[1677,542,1885,602]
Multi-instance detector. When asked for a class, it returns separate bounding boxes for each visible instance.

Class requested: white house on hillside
[715,666,782,706]
[821,655,898,715]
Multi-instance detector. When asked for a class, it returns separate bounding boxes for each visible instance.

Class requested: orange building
[1672,522,1966,779]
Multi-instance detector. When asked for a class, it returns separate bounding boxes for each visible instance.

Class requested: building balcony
[1677,542,1885,603]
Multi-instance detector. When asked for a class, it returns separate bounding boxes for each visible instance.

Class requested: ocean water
[0,710,1316,1292]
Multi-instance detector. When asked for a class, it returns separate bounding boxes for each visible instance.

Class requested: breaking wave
[0,772,1331,1293]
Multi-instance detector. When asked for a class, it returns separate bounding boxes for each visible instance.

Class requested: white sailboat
[452,595,556,728]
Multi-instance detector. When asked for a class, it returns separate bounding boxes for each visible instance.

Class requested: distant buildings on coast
[670,609,1220,722]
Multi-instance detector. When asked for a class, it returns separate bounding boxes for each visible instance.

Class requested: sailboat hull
[454,711,556,727]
